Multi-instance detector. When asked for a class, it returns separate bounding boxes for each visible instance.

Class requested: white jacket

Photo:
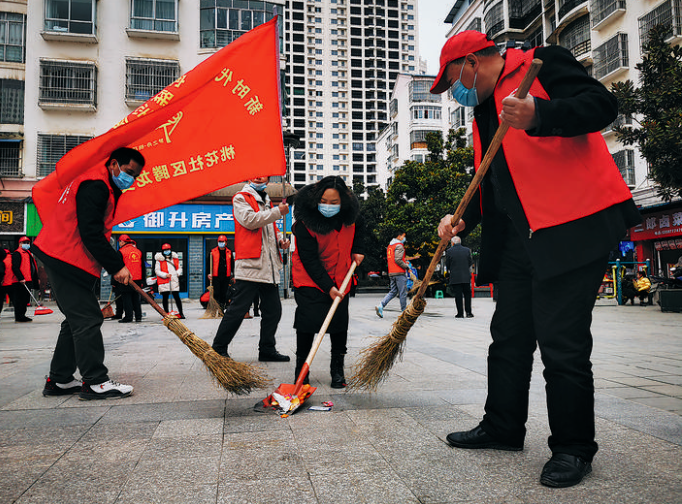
[154,251,182,292]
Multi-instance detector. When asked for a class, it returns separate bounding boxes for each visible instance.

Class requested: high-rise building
[282,0,420,190]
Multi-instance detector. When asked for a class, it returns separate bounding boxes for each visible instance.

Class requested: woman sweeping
[291,176,364,388]
[155,243,185,319]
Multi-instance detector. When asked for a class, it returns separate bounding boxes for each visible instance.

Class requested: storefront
[630,205,682,278]
[113,202,291,298]
[0,201,28,251]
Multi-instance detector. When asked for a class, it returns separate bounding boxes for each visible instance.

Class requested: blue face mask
[250,181,267,192]
[112,164,135,190]
[163,250,171,256]
[21,243,30,250]
[318,203,341,218]
[451,64,479,107]
[218,242,226,249]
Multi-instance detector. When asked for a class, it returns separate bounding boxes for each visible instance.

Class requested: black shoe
[258,352,290,362]
[111,315,122,320]
[455,314,464,319]
[466,313,474,318]
[212,347,230,359]
[446,426,523,451]
[16,316,32,322]
[540,453,592,488]
[43,377,82,396]
[330,353,346,388]
[118,318,133,323]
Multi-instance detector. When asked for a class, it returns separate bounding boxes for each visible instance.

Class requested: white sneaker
[79,380,133,400]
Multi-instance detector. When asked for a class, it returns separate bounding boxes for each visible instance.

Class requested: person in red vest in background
[208,234,233,311]
[33,147,144,400]
[118,235,143,322]
[374,230,409,318]
[211,176,291,362]
[10,236,39,323]
[0,247,13,316]
[155,243,184,319]
[291,176,365,388]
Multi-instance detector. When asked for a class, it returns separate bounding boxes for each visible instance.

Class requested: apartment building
[441,0,682,276]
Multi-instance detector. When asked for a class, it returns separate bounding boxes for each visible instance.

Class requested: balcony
[592,32,628,81]
[590,0,626,30]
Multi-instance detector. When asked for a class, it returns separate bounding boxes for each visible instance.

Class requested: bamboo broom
[201,254,224,319]
[131,282,270,394]
[349,59,543,391]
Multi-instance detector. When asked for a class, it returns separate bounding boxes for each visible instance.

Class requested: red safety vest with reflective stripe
[33,166,116,277]
[211,247,232,277]
[472,48,634,233]
[120,243,143,281]
[233,191,280,260]
[292,223,355,294]
[157,257,180,285]
[387,242,406,274]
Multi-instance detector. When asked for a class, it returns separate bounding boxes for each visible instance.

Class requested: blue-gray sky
[419,1,453,76]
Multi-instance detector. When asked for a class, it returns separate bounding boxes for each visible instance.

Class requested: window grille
[0,79,24,124]
[451,106,465,129]
[559,15,591,58]
[44,0,95,35]
[411,105,441,120]
[39,60,97,106]
[638,0,682,50]
[0,141,22,177]
[131,0,178,32]
[200,1,281,49]
[612,149,635,186]
[410,130,438,144]
[508,0,541,30]
[0,12,26,63]
[37,134,92,177]
[484,2,505,39]
[592,32,628,80]
[590,0,626,28]
[558,0,585,21]
[125,58,179,102]
[465,17,481,33]
[409,79,439,103]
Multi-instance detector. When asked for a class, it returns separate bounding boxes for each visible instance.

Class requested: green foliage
[352,181,387,275]
[610,24,682,200]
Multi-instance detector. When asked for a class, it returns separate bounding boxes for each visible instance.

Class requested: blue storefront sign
[113,203,291,234]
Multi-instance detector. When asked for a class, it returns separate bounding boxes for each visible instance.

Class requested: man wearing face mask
[33,147,144,400]
[375,230,409,318]
[208,235,233,311]
[211,176,291,362]
[9,236,39,322]
[431,32,641,488]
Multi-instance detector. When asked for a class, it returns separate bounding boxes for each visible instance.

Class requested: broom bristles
[348,296,427,390]
[200,286,224,319]
[163,317,271,394]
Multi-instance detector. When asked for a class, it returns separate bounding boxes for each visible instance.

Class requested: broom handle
[131,281,169,318]
[304,261,358,368]
[23,282,44,307]
[414,58,543,300]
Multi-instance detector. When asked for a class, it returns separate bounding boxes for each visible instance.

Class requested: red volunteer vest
[292,223,355,294]
[387,242,406,274]
[12,248,37,283]
[34,166,116,277]
[157,256,180,285]
[472,48,634,232]
[2,252,13,286]
[233,191,281,260]
[211,247,232,277]
[120,243,143,281]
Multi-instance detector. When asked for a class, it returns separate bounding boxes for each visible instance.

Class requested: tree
[610,24,682,200]
[352,181,386,276]
[379,129,475,263]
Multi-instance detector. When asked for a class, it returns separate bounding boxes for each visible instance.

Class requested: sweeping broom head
[200,285,223,319]
[163,317,271,395]
[348,296,427,391]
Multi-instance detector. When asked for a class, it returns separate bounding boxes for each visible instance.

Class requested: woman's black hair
[293,175,359,233]
[310,176,353,208]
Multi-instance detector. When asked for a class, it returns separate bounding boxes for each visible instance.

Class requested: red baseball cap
[19,236,30,243]
[218,235,227,242]
[430,31,496,94]
[119,234,131,243]
[162,243,171,250]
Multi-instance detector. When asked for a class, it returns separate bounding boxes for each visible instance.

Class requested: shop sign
[113,203,291,234]
[0,202,26,234]
[654,238,682,251]
[630,208,682,241]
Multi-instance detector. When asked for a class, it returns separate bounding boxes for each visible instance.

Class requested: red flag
[33,17,285,225]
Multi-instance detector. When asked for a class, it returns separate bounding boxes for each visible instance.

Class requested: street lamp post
[281,130,300,299]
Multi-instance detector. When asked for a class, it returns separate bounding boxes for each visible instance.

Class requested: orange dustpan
[23,283,53,315]
[261,261,358,417]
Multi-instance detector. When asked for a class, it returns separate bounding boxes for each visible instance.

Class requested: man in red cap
[208,235,233,311]
[433,31,641,487]
[9,236,39,322]
[117,235,143,322]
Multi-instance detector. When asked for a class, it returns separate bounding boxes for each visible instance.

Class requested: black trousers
[479,228,607,462]
[121,280,143,321]
[12,282,30,320]
[212,280,281,355]
[296,331,347,359]
[45,265,109,386]
[450,283,472,316]
[212,276,231,308]
[161,291,183,316]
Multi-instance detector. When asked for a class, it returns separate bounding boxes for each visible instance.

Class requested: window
[0,80,24,124]
[409,79,439,102]
[638,0,682,49]
[0,12,26,63]
[411,105,441,120]
[130,0,178,32]
[612,149,635,186]
[125,58,179,102]
[37,134,92,177]
[39,60,97,107]
[200,1,279,49]
[44,0,96,35]
[0,140,22,177]
[593,32,628,80]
